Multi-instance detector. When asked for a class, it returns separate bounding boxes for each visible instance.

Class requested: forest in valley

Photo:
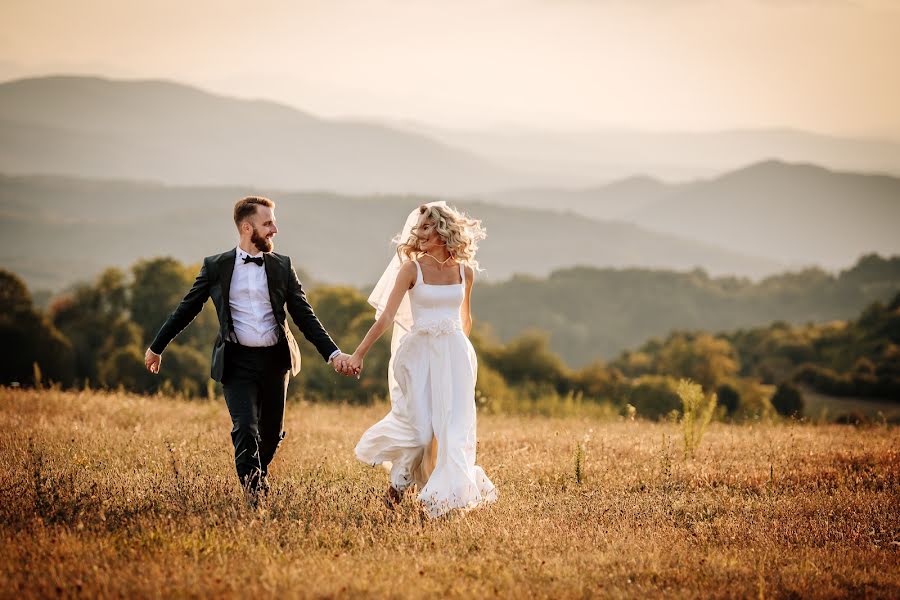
[4,253,897,423]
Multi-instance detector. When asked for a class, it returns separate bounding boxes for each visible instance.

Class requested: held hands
[144,348,161,374]
[332,352,362,379]
[347,353,363,378]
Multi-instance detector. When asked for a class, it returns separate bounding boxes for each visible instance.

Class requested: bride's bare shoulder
[397,260,418,287]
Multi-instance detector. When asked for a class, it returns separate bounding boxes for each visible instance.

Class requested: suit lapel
[263,253,281,316]
[219,249,236,323]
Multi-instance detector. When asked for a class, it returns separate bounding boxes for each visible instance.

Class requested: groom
[144,196,354,498]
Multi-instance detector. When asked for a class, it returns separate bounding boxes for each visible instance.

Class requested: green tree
[158,343,209,397]
[0,270,75,386]
[572,361,625,400]
[99,345,153,392]
[654,332,740,391]
[291,285,391,403]
[50,267,130,385]
[130,258,218,351]
[627,375,681,420]
[716,383,741,417]
[771,382,804,418]
[100,318,144,358]
[100,342,209,397]
[482,330,568,390]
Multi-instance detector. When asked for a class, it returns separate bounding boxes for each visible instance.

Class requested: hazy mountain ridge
[487,175,673,221]
[626,161,900,267]
[485,160,900,269]
[2,75,896,287]
[0,76,520,194]
[411,125,900,184]
[0,173,782,291]
[5,75,900,196]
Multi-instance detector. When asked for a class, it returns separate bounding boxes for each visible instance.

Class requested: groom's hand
[144,348,162,374]
[331,352,354,376]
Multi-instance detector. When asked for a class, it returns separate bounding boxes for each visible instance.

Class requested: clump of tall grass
[574,442,585,484]
[32,362,42,389]
[677,378,717,458]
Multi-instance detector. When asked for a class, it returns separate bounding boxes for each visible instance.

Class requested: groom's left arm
[284,257,340,362]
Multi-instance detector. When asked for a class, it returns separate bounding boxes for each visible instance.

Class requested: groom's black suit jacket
[150,249,338,382]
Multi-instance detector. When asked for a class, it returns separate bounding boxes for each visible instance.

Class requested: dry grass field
[1,387,898,598]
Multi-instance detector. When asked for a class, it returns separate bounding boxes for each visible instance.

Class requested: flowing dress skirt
[355,325,497,517]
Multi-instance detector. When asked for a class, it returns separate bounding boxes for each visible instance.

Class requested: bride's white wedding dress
[355,260,497,517]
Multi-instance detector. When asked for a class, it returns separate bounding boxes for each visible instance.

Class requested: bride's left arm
[461,266,475,337]
[350,261,416,366]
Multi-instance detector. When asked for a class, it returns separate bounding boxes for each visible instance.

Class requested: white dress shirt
[230,246,342,362]
[231,247,280,347]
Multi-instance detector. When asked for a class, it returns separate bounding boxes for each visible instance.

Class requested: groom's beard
[251,227,274,253]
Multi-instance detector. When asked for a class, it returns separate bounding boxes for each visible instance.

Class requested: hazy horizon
[2,0,899,138]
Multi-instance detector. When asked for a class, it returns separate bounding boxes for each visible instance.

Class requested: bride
[347,202,497,517]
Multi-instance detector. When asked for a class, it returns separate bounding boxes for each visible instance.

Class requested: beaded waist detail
[410,318,463,336]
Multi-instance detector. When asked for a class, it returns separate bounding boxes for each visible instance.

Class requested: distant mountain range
[486,161,900,269]
[410,125,900,184]
[2,75,897,278]
[4,75,900,195]
[0,76,519,195]
[0,174,782,292]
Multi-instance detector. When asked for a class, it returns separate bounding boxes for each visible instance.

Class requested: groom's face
[246,206,278,253]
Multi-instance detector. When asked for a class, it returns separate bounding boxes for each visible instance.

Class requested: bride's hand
[348,353,364,379]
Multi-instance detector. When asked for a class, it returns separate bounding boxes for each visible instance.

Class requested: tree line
[2,257,897,422]
[475,253,900,365]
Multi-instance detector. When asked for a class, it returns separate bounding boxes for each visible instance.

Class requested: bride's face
[415,217,444,251]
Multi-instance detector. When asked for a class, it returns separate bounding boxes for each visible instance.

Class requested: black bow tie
[242,255,264,267]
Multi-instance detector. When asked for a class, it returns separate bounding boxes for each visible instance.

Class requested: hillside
[487,160,900,268]
[417,125,900,183]
[474,255,900,366]
[0,76,517,195]
[488,175,670,221]
[0,174,781,291]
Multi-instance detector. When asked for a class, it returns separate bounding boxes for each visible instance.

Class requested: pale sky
[2,0,899,136]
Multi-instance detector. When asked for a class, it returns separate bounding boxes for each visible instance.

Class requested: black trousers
[221,341,290,488]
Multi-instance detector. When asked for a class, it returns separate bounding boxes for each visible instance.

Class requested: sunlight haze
[1,0,899,136]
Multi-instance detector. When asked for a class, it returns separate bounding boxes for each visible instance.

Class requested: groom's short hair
[234,196,274,228]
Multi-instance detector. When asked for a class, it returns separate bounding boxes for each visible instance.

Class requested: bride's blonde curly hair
[396,204,487,270]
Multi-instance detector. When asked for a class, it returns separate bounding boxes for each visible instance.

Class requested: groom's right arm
[147,260,212,359]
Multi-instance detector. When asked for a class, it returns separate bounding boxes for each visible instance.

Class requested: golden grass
[1,387,898,598]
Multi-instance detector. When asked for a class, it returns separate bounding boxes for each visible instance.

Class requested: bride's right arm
[350,261,416,365]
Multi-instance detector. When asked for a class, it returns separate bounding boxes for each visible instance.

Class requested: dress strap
[459,261,465,285]
[413,259,423,285]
